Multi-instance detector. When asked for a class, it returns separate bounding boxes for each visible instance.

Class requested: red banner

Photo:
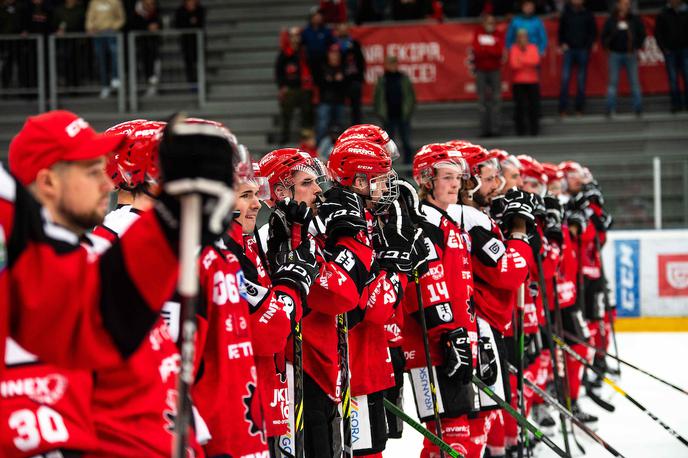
[351,15,668,103]
[658,254,688,297]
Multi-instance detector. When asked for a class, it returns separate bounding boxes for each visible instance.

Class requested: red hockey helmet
[456,143,499,176]
[336,124,399,160]
[413,142,469,186]
[517,154,548,195]
[542,162,564,183]
[444,139,473,150]
[558,160,584,177]
[258,148,327,201]
[328,139,398,206]
[105,119,165,193]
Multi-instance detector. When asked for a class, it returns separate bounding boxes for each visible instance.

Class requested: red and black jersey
[293,224,375,401]
[554,225,578,309]
[401,202,478,369]
[86,207,203,458]
[461,205,531,334]
[348,209,406,397]
[1,166,180,375]
[0,339,99,457]
[193,242,269,457]
[218,222,301,438]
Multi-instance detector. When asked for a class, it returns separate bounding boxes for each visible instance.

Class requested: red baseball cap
[9,110,125,186]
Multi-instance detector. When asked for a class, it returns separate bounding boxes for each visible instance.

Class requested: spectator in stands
[131,0,161,97]
[335,22,365,125]
[0,0,25,89]
[391,0,432,20]
[299,128,318,157]
[655,0,688,112]
[558,0,597,115]
[472,14,504,137]
[315,43,346,143]
[601,0,645,116]
[317,123,343,158]
[86,0,126,99]
[22,0,52,35]
[509,28,541,135]
[506,0,547,56]
[374,55,416,162]
[320,0,347,24]
[275,26,314,144]
[301,8,335,82]
[175,0,206,88]
[53,0,86,89]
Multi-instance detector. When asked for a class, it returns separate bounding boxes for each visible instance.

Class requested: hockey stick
[338,313,353,458]
[515,283,527,458]
[564,330,688,396]
[290,224,305,458]
[582,377,616,412]
[552,276,586,455]
[472,375,570,458]
[413,269,446,458]
[534,254,572,458]
[396,179,445,458]
[173,194,202,458]
[383,398,462,458]
[594,233,621,377]
[553,334,688,448]
[507,364,625,458]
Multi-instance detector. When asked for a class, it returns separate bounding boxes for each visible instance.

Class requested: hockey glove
[410,230,432,277]
[317,187,367,243]
[374,201,414,274]
[590,211,613,232]
[566,209,587,233]
[271,239,319,296]
[469,225,506,267]
[477,336,498,386]
[532,194,547,219]
[442,327,473,384]
[267,198,313,261]
[396,179,426,227]
[156,114,236,246]
[543,196,563,245]
[489,194,507,222]
[501,189,536,233]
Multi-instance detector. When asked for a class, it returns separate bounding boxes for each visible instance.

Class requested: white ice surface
[383,333,688,458]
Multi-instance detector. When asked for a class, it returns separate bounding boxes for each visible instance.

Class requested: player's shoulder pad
[102,205,140,237]
[0,164,16,202]
[257,223,269,254]
[420,203,442,228]
[455,205,492,231]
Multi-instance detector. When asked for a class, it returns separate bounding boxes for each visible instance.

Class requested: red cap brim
[63,131,125,163]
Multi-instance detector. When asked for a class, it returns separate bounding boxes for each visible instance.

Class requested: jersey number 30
[9,407,69,452]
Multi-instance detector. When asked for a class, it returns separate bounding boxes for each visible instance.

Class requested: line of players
[0,110,614,458]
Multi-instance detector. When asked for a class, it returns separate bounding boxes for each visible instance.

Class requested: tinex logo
[0,374,68,405]
[65,118,90,138]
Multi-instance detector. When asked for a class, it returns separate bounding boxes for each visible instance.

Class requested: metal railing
[0,34,46,112]
[1,30,206,114]
[48,32,126,113]
[127,29,205,112]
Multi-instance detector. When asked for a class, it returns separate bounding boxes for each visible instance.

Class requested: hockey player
[216,148,313,457]
[336,124,400,160]
[327,139,417,457]
[453,144,534,458]
[84,119,207,457]
[404,143,482,458]
[2,110,236,457]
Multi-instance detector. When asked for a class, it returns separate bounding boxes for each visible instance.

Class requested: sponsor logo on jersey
[435,302,453,323]
[427,264,444,280]
[243,381,266,443]
[227,341,253,360]
[0,374,68,405]
[159,353,181,383]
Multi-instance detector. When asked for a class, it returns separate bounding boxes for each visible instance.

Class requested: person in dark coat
[655,0,688,112]
[300,8,335,83]
[315,43,346,143]
[131,0,162,95]
[601,0,646,115]
[53,0,87,89]
[335,22,365,125]
[174,0,205,86]
[558,0,597,114]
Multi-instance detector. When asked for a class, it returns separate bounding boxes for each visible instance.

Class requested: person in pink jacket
[509,28,541,136]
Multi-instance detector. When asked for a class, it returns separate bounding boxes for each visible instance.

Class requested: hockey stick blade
[383,398,462,458]
[583,378,616,412]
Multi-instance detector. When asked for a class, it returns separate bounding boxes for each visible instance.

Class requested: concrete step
[205,4,311,23]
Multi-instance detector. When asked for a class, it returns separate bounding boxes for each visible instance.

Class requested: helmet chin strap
[466,176,482,201]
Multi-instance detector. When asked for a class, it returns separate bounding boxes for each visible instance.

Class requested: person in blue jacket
[506,0,548,56]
